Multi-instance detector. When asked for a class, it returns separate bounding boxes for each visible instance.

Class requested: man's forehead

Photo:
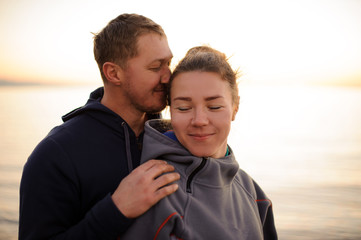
[137,33,172,60]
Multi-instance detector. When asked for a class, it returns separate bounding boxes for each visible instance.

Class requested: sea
[0,84,360,239]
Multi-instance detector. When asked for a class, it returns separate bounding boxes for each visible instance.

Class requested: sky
[0,0,360,86]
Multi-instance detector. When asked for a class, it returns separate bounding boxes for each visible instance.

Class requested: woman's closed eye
[176,106,191,111]
[208,105,222,110]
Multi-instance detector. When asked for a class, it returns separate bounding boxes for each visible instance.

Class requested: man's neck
[101,90,146,137]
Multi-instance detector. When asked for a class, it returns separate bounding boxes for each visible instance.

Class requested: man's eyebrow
[150,55,173,64]
[149,59,162,65]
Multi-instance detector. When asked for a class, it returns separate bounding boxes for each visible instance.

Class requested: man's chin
[146,107,166,115]
[145,103,167,115]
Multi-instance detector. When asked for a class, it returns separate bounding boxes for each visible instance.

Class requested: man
[19,13,180,239]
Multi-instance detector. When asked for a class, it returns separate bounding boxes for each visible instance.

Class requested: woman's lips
[189,133,214,141]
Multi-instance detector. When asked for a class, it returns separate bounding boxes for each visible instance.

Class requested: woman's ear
[103,62,123,86]
[232,96,240,121]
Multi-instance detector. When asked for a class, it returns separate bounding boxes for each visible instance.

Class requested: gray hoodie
[120,119,277,240]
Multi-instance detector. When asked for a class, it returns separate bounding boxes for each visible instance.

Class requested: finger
[133,159,167,173]
[153,172,180,190]
[146,162,176,180]
[154,183,179,201]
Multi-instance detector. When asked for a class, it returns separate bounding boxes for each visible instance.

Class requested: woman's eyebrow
[173,96,191,101]
[172,95,224,102]
[205,95,223,101]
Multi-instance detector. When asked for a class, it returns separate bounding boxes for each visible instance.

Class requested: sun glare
[0,0,360,86]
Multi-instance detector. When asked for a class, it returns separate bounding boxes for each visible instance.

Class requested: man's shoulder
[27,117,105,166]
[34,115,97,151]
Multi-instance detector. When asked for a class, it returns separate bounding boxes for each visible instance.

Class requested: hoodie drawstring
[122,122,134,173]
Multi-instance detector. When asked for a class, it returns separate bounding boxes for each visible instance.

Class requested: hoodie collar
[62,87,161,123]
[142,119,239,187]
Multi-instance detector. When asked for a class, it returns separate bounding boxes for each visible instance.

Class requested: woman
[120,46,277,239]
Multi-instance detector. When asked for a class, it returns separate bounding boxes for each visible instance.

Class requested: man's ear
[232,96,240,121]
[103,62,123,86]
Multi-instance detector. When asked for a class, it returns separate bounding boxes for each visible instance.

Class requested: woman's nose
[191,109,209,126]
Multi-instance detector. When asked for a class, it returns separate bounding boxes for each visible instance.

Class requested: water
[0,85,360,239]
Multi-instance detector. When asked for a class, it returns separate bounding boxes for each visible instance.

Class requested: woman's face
[170,71,237,158]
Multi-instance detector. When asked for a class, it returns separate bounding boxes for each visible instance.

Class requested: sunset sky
[0,0,360,86]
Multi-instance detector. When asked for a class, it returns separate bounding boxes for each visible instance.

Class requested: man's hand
[111,160,180,218]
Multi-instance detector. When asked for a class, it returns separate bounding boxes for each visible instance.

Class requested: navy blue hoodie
[19,87,158,239]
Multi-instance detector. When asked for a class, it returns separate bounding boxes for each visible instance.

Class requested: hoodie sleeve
[19,137,133,240]
[254,181,278,240]
[119,194,185,240]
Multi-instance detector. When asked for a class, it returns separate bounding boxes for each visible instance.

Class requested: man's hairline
[124,32,172,68]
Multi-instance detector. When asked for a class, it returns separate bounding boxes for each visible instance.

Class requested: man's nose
[160,66,171,84]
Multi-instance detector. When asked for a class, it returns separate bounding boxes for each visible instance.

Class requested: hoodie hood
[62,87,114,121]
[62,87,161,133]
[61,87,128,137]
[141,119,240,188]
[61,87,160,172]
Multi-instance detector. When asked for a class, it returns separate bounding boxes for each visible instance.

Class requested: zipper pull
[186,157,207,193]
